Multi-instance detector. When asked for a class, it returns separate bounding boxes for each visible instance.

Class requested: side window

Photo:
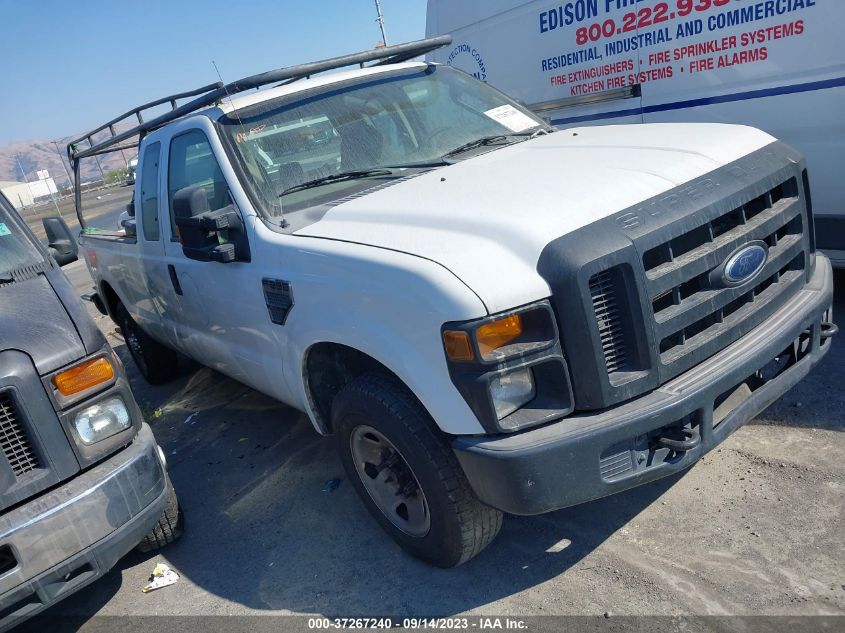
[139,142,161,241]
[167,130,230,238]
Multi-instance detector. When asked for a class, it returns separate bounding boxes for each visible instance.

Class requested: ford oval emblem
[715,241,769,287]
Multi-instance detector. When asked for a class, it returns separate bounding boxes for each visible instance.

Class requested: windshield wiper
[442,135,511,158]
[279,169,394,196]
[382,159,452,169]
[442,127,554,160]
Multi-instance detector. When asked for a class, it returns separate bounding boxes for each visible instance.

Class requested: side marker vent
[262,279,294,325]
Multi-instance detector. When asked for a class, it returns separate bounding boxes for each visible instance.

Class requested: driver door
[158,125,271,388]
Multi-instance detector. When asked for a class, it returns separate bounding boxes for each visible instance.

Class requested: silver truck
[0,193,180,630]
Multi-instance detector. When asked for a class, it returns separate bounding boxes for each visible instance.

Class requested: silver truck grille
[0,393,40,477]
[642,177,806,366]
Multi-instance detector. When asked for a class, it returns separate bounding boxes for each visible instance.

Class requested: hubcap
[350,425,431,537]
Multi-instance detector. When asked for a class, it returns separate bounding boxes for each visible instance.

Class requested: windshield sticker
[483,105,537,133]
[0,223,11,236]
[235,124,268,144]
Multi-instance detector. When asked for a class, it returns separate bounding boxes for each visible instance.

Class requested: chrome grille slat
[0,393,40,477]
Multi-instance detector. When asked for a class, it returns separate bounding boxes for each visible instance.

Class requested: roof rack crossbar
[84,142,140,159]
[68,36,451,166]
[68,81,224,159]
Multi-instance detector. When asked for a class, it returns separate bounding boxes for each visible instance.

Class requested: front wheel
[116,304,179,385]
[136,478,183,553]
[333,373,502,567]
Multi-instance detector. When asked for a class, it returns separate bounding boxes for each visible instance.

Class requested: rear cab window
[139,142,162,241]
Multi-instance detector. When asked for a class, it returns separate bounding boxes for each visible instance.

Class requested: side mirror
[126,190,136,217]
[120,216,137,237]
[42,216,78,267]
[173,186,250,263]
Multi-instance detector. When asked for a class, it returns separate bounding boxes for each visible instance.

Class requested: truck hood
[0,275,86,374]
[296,123,776,314]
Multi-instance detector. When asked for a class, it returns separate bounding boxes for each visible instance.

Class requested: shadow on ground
[34,346,681,621]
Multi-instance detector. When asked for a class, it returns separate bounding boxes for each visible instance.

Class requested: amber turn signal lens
[443,330,474,362]
[53,357,115,396]
[476,314,523,359]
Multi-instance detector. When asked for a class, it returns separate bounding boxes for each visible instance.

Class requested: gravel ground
[24,263,844,630]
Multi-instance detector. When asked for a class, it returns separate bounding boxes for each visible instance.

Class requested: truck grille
[0,393,40,477]
[641,177,805,367]
[538,143,813,410]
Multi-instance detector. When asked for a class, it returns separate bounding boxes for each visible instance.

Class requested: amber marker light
[476,314,523,360]
[53,357,115,397]
[443,330,475,362]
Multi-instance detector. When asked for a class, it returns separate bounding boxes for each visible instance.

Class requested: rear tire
[333,373,502,567]
[136,478,183,553]
[116,304,178,385]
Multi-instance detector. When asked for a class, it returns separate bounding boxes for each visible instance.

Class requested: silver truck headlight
[73,396,131,444]
[489,368,535,420]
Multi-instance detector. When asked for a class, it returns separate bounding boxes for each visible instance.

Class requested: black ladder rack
[67,35,451,228]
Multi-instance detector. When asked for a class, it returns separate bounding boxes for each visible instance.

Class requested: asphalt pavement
[20,253,845,630]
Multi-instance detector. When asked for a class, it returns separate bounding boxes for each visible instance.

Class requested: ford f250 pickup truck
[69,37,836,567]
[0,192,180,630]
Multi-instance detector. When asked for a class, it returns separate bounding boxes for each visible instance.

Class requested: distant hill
[0,129,136,187]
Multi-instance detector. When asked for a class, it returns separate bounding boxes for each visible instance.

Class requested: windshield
[218,65,548,219]
[0,196,43,280]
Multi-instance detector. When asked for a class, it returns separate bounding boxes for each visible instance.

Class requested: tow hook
[652,426,701,452]
[820,321,838,340]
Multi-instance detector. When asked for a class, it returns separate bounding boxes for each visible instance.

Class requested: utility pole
[374,0,388,46]
[92,155,107,186]
[52,140,74,195]
[15,155,29,183]
[85,141,108,187]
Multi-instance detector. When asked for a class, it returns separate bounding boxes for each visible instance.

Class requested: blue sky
[0,0,427,145]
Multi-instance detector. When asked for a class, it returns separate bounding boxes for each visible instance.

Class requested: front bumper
[453,255,835,515]
[0,424,168,629]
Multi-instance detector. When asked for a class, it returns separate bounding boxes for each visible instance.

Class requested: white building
[0,173,59,209]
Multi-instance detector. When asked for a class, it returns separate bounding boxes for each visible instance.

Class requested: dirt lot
[28,262,845,629]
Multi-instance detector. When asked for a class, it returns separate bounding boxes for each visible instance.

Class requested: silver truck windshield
[218,65,548,218]
[0,200,43,281]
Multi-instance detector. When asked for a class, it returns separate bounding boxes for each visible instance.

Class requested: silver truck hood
[296,123,777,314]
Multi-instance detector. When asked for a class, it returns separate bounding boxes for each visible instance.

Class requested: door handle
[167,264,183,296]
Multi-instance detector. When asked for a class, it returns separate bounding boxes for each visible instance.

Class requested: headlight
[442,301,574,433]
[73,396,131,444]
[489,368,535,420]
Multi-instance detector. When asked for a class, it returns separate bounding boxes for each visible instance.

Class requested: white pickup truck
[70,38,836,567]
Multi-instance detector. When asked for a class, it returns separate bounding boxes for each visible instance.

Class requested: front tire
[116,304,178,385]
[136,478,183,553]
[333,373,502,567]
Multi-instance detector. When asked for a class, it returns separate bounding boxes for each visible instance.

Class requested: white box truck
[426,0,845,266]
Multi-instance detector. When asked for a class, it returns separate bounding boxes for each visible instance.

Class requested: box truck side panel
[426,0,845,262]
[426,0,645,124]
